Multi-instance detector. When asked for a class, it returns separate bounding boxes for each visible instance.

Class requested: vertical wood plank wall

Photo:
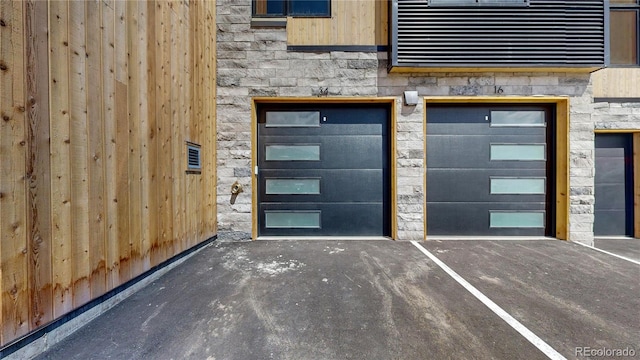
[286,0,388,46]
[0,0,217,347]
[592,68,640,98]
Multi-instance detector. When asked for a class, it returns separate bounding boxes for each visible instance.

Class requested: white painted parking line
[411,241,566,360]
[572,241,640,265]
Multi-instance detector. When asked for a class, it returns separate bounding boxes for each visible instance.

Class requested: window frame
[609,0,640,67]
[252,0,332,18]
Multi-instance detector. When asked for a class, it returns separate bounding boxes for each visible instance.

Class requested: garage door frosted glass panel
[266,145,320,161]
[265,211,321,228]
[490,144,545,161]
[266,111,320,127]
[491,111,545,127]
[266,179,320,194]
[490,178,545,194]
[490,212,545,228]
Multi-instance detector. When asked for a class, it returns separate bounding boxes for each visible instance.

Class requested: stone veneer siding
[216,0,640,244]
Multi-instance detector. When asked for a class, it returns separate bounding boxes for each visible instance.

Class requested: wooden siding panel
[0,0,217,346]
[86,0,107,298]
[115,78,130,284]
[127,1,143,278]
[147,0,161,268]
[150,3,168,264]
[48,0,74,319]
[114,0,131,286]
[375,0,388,46]
[592,68,640,98]
[177,4,188,251]
[69,0,91,308]
[189,3,199,247]
[1,0,29,342]
[24,0,53,330]
[159,1,174,261]
[191,2,200,241]
[286,0,382,46]
[170,7,184,256]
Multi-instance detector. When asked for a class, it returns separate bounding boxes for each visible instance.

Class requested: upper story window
[427,0,529,6]
[253,0,330,17]
[610,0,640,66]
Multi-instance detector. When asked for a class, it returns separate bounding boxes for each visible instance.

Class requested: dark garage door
[426,105,554,236]
[257,104,391,236]
[594,134,634,236]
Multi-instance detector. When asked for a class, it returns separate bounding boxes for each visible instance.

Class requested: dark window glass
[253,0,330,17]
[610,11,638,65]
[267,0,285,15]
[609,0,639,66]
[289,0,330,16]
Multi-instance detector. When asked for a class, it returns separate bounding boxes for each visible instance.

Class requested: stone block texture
[216,2,639,244]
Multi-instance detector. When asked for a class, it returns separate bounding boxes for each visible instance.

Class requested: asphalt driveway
[593,238,640,262]
[34,239,639,360]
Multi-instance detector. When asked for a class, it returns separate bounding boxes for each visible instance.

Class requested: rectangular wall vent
[187,142,201,173]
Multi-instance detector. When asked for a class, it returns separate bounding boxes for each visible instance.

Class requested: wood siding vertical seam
[102,0,119,292]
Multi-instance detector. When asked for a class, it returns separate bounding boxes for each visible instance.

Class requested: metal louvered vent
[428,0,529,7]
[187,142,201,172]
[390,0,606,69]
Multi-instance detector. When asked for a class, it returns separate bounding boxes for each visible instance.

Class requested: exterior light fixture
[403,91,419,106]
